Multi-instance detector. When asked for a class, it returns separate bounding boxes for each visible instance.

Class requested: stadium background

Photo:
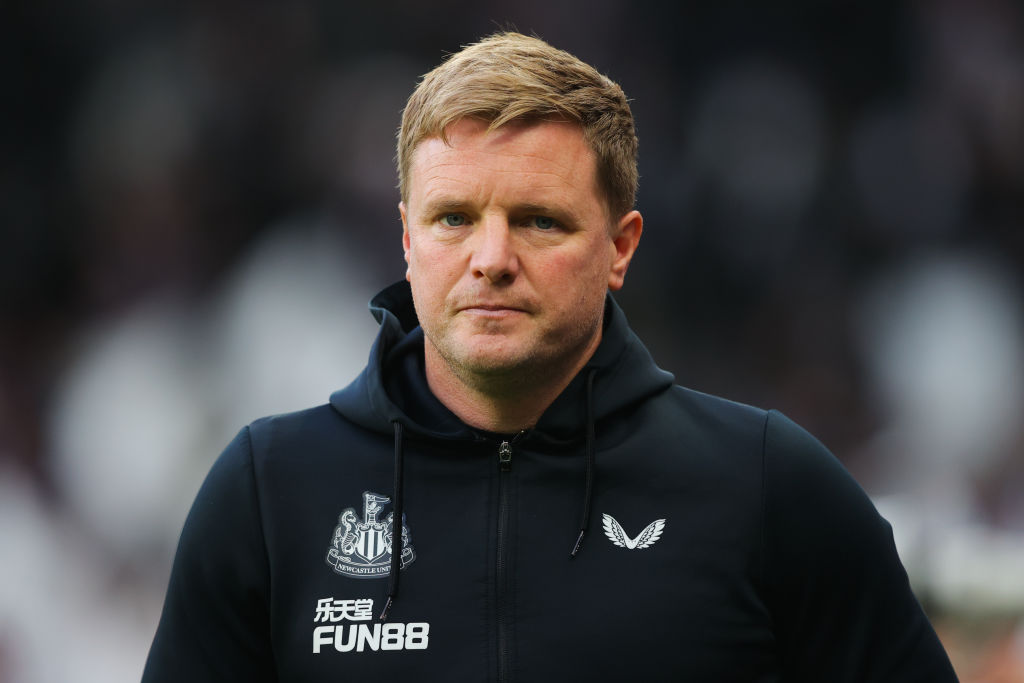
[1,1,1023,680]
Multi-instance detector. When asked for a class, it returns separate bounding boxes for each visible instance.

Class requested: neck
[423,337,600,433]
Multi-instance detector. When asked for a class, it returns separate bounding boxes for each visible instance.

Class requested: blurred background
[2,0,1023,680]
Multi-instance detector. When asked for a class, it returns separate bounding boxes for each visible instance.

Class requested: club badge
[326,492,415,578]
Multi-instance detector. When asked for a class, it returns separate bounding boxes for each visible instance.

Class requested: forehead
[406,119,604,209]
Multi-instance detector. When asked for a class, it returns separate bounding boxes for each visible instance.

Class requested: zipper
[498,441,512,471]
[496,438,514,682]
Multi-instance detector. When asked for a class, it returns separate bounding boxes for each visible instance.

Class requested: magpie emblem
[601,513,665,550]
[326,492,415,578]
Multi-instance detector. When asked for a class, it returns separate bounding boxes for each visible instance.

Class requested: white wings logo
[601,514,666,550]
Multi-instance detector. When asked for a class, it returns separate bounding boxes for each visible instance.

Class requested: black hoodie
[143,281,957,682]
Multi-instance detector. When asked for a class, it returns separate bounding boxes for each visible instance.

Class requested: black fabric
[143,280,958,682]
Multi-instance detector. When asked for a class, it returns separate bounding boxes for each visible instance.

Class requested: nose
[470,216,518,284]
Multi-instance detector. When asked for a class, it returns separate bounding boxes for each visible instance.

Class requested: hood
[329,280,674,442]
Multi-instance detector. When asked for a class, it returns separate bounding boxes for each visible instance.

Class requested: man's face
[401,118,641,388]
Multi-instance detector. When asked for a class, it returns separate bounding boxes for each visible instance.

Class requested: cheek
[554,244,609,283]
[535,251,607,308]
[408,242,461,304]
[408,239,439,280]
[409,273,446,334]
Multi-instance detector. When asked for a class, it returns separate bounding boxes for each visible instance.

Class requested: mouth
[464,304,523,311]
[458,303,529,315]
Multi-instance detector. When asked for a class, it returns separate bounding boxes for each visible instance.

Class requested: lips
[454,295,531,313]
[451,289,534,315]
[461,304,525,312]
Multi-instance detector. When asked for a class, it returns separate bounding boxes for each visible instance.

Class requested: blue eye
[441,214,466,227]
[533,216,556,230]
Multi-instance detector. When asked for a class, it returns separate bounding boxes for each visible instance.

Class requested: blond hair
[397,32,638,217]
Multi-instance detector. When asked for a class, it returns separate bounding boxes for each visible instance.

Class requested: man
[143,32,957,681]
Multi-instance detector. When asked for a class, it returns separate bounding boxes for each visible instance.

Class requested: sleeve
[142,427,277,683]
[760,410,958,682]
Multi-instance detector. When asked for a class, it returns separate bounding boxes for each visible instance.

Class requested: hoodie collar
[329,280,674,441]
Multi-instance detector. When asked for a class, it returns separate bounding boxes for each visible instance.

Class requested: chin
[456,351,531,376]
[443,344,543,382]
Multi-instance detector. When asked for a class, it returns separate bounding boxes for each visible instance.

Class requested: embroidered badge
[326,492,416,578]
[601,513,666,550]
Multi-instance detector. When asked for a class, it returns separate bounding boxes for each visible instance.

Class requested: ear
[399,201,411,282]
[607,210,643,291]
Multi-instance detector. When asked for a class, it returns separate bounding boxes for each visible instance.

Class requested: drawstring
[379,421,405,622]
[570,369,598,558]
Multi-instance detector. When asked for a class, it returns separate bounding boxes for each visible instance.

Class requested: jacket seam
[242,425,276,673]
[758,410,772,596]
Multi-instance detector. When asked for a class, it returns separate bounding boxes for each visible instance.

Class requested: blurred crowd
[2,1,1023,680]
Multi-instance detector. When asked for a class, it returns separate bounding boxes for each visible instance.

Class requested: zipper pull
[498,440,512,472]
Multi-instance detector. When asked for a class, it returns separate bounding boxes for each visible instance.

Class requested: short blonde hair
[398,32,638,217]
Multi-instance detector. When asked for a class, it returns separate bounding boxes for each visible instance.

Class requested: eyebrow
[420,197,583,224]
[420,198,467,216]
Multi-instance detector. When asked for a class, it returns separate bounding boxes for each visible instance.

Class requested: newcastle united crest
[326,492,416,578]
